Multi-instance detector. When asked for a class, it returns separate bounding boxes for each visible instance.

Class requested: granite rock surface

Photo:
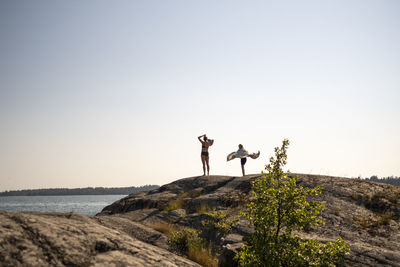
[99,174,400,267]
[0,211,200,267]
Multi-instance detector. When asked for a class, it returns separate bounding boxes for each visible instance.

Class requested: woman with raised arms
[198,134,214,176]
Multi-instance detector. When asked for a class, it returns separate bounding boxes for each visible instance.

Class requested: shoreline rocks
[98,174,400,267]
[0,211,200,267]
[2,173,399,266]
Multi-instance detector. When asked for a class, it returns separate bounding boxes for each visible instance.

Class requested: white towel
[227,150,260,161]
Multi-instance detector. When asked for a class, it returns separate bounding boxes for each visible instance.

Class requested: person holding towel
[227,144,260,176]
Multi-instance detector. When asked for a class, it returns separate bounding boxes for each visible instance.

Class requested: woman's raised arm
[198,134,205,143]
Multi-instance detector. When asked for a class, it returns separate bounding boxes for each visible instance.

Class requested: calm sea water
[0,195,125,216]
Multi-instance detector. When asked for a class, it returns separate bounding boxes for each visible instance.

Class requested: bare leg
[201,156,206,176]
[241,164,245,176]
[205,157,210,176]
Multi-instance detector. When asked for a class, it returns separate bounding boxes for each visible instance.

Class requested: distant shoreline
[0,185,159,197]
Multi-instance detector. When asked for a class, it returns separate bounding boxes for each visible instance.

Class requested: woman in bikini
[198,134,213,176]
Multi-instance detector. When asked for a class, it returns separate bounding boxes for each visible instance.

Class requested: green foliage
[202,209,238,236]
[235,139,350,266]
[168,227,218,267]
[364,175,400,186]
[168,227,204,254]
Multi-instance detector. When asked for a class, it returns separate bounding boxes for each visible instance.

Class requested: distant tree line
[361,176,400,186]
[0,185,159,196]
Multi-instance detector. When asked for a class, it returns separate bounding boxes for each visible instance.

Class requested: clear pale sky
[0,0,399,190]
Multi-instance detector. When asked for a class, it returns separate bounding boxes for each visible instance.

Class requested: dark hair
[239,144,243,149]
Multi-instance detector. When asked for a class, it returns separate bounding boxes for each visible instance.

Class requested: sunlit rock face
[1,174,399,266]
[0,211,200,267]
[99,174,400,267]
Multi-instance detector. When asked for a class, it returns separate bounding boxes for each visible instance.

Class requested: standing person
[198,134,213,176]
[227,144,260,176]
[237,144,248,176]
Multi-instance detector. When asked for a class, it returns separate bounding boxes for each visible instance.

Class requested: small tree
[202,209,238,238]
[236,139,349,266]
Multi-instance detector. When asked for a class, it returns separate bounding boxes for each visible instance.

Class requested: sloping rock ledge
[0,211,200,267]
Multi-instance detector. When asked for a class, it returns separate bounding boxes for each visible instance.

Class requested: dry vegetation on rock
[99,174,400,266]
[2,173,399,266]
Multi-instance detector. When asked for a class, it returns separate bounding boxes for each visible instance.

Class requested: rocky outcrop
[98,174,400,267]
[2,174,399,266]
[100,175,240,215]
[0,211,200,267]
[93,215,170,250]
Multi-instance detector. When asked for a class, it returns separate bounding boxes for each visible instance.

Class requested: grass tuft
[197,203,212,214]
[353,211,394,230]
[144,221,175,236]
[165,193,189,211]
[188,245,218,267]
[168,227,218,267]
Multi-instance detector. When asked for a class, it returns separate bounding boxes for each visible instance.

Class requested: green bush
[202,209,238,237]
[168,227,203,254]
[168,227,218,267]
[235,139,350,267]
